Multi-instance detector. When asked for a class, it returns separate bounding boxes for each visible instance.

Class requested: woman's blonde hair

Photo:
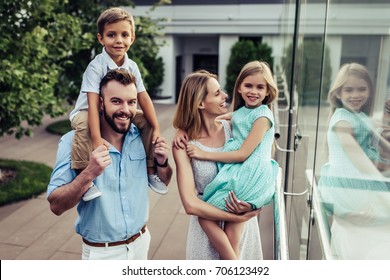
[231,61,278,111]
[327,63,374,115]
[173,70,218,140]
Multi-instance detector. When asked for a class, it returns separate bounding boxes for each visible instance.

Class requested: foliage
[0,0,89,138]
[225,40,274,99]
[46,119,72,136]
[281,38,332,105]
[0,0,167,139]
[0,159,52,206]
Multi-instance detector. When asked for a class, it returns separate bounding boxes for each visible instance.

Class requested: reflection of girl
[186,61,279,259]
[318,63,390,259]
[173,70,262,260]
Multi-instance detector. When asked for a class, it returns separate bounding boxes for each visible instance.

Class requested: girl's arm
[137,91,160,143]
[334,120,383,177]
[187,117,270,163]
[173,147,259,222]
[87,92,103,149]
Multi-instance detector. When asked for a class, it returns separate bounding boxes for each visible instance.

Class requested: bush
[225,40,274,99]
[282,38,332,105]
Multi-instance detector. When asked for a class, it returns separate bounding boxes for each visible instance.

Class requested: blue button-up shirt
[47,125,148,243]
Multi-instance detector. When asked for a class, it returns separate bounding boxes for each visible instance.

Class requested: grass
[0,119,71,207]
[0,159,53,206]
[46,119,72,136]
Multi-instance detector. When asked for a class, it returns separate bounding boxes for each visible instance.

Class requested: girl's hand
[172,129,189,150]
[215,112,232,121]
[186,144,206,159]
[225,191,259,214]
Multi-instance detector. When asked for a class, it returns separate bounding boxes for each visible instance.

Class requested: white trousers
[81,228,151,260]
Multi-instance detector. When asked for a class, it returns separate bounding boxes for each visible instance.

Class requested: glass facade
[275,0,390,259]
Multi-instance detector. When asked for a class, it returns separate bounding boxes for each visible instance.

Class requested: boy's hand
[172,129,189,150]
[86,145,111,178]
[101,138,110,150]
[152,129,161,145]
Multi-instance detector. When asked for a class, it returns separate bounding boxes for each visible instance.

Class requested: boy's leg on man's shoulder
[132,110,168,195]
[71,111,92,170]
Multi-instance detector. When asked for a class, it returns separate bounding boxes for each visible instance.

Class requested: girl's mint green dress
[203,105,279,210]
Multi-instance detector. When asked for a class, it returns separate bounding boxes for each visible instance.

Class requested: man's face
[100,80,138,134]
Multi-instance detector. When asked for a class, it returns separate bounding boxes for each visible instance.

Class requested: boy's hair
[97,7,135,39]
[327,63,374,115]
[173,70,218,140]
[231,61,278,111]
[100,69,136,97]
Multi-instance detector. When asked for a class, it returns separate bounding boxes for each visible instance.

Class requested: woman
[172,70,263,259]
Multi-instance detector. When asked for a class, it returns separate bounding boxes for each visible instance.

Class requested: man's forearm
[48,169,95,216]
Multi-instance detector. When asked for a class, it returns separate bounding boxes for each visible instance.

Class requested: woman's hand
[225,191,254,214]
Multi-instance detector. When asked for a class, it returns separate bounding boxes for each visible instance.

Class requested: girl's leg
[224,221,245,258]
[198,217,238,260]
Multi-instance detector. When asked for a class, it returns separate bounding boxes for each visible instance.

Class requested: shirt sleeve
[80,62,102,94]
[249,105,274,129]
[47,132,76,198]
[129,62,146,94]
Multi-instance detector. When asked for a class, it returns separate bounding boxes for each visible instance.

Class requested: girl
[186,61,279,259]
[172,70,263,260]
[318,63,390,259]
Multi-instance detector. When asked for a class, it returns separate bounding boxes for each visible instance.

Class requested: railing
[274,167,289,259]
[305,169,333,260]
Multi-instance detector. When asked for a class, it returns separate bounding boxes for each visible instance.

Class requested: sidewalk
[0,103,273,260]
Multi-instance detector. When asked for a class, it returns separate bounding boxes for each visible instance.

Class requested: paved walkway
[0,103,273,260]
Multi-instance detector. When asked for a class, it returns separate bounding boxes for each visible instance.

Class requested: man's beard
[103,107,133,134]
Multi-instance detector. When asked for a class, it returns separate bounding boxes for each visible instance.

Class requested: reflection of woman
[318,63,390,259]
[172,70,263,260]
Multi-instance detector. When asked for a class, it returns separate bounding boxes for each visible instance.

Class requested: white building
[130,0,390,107]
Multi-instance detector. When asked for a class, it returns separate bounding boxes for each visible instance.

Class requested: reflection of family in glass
[318,63,390,260]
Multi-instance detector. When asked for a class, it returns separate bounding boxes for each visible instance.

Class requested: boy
[69,7,168,201]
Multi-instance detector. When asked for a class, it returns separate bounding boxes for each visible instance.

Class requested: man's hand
[154,137,169,165]
[86,145,111,178]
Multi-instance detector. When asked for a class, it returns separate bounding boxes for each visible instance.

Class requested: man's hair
[97,7,135,39]
[99,69,137,97]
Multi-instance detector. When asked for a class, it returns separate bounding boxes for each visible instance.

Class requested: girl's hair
[173,70,218,140]
[97,7,135,40]
[327,63,374,115]
[231,61,278,111]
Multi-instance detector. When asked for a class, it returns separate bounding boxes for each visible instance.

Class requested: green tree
[0,0,88,138]
[225,40,274,99]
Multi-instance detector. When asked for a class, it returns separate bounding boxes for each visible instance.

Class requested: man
[47,69,172,260]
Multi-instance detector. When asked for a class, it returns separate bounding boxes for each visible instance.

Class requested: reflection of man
[47,69,172,260]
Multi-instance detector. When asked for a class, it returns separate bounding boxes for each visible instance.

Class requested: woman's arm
[187,117,270,163]
[173,147,258,222]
